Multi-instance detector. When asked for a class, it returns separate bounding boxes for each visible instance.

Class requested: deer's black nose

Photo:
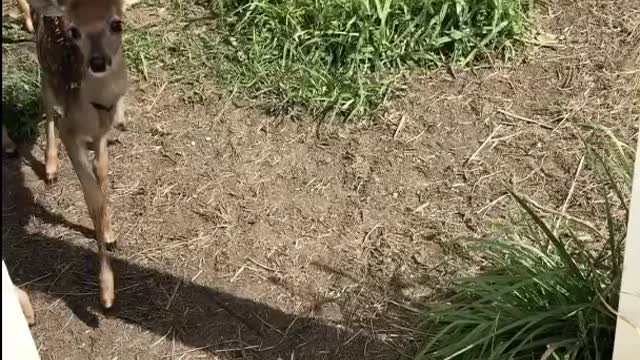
[89,56,107,73]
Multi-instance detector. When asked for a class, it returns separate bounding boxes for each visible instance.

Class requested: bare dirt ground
[2,0,639,359]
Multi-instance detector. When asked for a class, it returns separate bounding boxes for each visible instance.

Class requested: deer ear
[28,0,66,17]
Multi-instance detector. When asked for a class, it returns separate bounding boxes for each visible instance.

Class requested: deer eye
[68,26,81,40]
[110,20,122,33]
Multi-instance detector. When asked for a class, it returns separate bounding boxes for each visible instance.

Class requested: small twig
[171,331,176,359]
[253,313,287,337]
[246,257,281,273]
[596,291,640,336]
[362,224,382,243]
[18,273,53,287]
[522,195,604,237]
[343,329,363,346]
[190,269,203,282]
[476,194,509,215]
[551,111,573,133]
[172,344,259,356]
[150,327,173,348]
[471,171,503,194]
[464,124,503,166]
[47,264,73,292]
[230,265,247,283]
[540,340,579,360]
[461,20,509,66]
[393,115,407,140]
[552,96,588,134]
[388,300,421,313]
[238,327,248,359]
[181,15,219,30]
[497,109,553,130]
[413,201,430,213]
[165,280,181,310]
[272,303,305,345]
[490,130,524,143]
[554,155,585,233]
[405,129,426,144]
[148,81,168,111]
[208,88,237,130]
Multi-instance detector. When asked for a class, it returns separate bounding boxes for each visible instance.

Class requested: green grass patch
[415,130,633,360]
[126,0,529,119]
[212,0,529,119]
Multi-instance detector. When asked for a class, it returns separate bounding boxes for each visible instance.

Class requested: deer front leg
[2,124,17,155]
[93,135,116,247]
[43,87,59,183]
[113,97,127,131]
[94,136,109,192]
[61,132,115,309]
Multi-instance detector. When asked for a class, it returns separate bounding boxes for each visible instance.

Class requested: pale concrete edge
[612,122,640,360]
[2,260,41,360]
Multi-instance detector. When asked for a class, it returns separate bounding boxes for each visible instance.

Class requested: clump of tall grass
[415,130,634,360]
[211,0,529,119]
[2,21,41,141]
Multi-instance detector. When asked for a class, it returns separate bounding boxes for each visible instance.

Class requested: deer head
[29,0,126,77]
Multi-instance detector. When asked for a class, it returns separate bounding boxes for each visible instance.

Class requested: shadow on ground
[2,133,404,359]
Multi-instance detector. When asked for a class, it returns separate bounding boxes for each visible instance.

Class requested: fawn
[3,0,128,155]
[22,0,130,309]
